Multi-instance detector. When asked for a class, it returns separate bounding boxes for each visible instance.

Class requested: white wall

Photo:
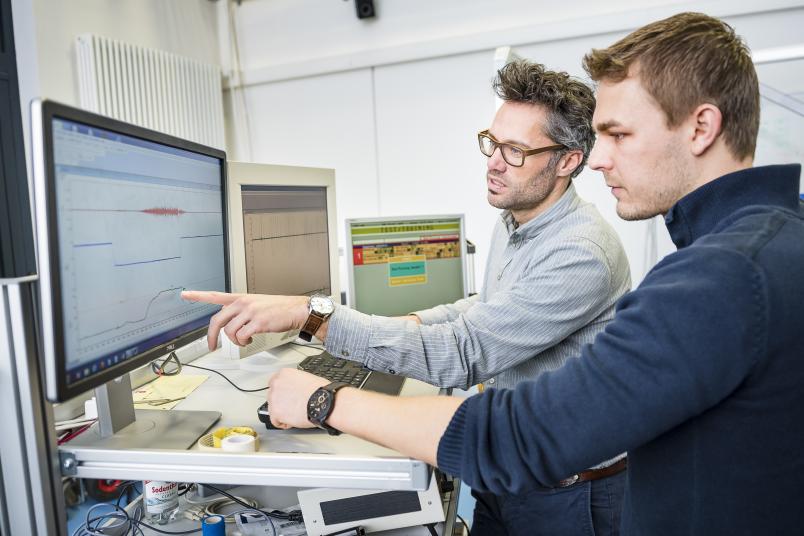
[226,0,804,287]
[14,0,803,288]
[12,0,221,165]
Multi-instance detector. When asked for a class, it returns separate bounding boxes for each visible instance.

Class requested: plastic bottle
[143,480,179,524]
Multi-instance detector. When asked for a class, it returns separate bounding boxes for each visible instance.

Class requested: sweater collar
[501,183,582,241]
[665,164,802,249]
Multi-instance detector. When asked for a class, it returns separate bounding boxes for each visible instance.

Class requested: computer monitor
[32,100,228,448]
[346,215,468,316]
[224,161,340,360]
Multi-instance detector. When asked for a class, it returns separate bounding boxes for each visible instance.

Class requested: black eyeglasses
[478,130,565,167]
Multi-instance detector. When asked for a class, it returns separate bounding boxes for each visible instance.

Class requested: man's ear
[557,150,583,178]
[689,103,723,156]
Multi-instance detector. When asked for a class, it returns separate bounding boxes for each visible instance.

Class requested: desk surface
[182,344,437,458]
[58,343,437,490]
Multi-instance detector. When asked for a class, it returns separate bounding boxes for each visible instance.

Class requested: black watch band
[307,381,350,435]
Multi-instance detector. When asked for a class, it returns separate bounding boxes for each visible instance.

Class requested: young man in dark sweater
[211,12,803,535]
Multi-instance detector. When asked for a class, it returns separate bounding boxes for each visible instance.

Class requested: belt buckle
[556,474,579,488]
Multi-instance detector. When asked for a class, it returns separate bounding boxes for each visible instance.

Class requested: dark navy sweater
[437,165,804,535]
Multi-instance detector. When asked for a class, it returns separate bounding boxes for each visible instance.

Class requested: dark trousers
[470,469,626,536]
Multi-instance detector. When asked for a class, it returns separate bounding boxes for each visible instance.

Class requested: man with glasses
[184,60,631,535]
[246,12,803,536]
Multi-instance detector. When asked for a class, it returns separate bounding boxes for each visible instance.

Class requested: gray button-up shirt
[326,184,631,391]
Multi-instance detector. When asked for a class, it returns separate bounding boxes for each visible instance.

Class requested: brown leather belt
[554,457,627,488]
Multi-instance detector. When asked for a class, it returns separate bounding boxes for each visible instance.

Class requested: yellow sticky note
[133,375,208,411]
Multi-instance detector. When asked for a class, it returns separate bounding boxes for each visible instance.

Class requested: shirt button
[488,378,495,384]
[389,369,396,375]
[342,349,350,357]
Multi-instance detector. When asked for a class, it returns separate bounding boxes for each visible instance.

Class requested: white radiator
[76,34,225,149]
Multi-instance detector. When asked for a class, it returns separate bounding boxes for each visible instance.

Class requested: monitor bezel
[32,99,230,403]
[344,214,468,312]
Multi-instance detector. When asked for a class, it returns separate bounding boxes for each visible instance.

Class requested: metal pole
[0,280,66,535]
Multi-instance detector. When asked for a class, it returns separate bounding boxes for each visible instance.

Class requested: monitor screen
[347,215,467,316]
[241,185,331,296]
[34,101,229,402]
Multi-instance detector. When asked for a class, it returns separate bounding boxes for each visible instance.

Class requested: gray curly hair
[493,60,595,179]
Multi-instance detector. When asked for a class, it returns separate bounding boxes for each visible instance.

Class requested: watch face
[310,295,335,315]
[308,388,333,423]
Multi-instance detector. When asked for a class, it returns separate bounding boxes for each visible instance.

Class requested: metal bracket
[59,451,78,476]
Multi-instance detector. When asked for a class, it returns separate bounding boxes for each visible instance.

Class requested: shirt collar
[501,183,582,241]
[665,164,802,249]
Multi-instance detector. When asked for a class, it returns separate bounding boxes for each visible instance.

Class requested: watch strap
[299,312,325,342]
[309,381,350,435]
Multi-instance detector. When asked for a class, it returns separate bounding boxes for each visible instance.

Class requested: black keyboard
[258,351,406,430]
[297,351,405,396]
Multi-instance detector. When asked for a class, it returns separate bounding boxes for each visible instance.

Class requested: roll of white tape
[221,433,257,452]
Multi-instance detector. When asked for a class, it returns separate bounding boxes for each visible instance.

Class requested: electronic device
[222,161,340,365]
[354,0,375,19]
[297,476,444,536]
[32,99,228,448]
[257,351,405,430]
[346,215,468,316]
[298,352,404,395]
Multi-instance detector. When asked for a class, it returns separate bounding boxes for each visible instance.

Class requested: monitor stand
[68,373,220,450]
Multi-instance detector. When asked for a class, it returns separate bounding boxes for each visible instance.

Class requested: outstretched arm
[266,368,463,465]
[181,291,316,350]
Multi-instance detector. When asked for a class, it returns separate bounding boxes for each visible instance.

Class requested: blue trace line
[80,286,186,340]
[74,235,221,265]
[179,234,223,239]
[74,242,113,248]
[115,256,181,267]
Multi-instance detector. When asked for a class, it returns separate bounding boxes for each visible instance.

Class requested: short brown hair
[583,12,759,160]
[494,60,596,179]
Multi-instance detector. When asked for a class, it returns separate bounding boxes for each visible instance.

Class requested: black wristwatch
[307,381,350,435]
[299,295,335,342]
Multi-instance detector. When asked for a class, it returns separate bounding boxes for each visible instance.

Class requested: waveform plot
[141,207,187,216]
[69,206,219,216]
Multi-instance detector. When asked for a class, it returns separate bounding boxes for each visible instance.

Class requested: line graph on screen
[57,171,226,359]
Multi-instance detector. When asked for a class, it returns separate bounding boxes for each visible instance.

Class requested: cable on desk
[150,353,269,392]
[151,352,183,376]
[289,341,325,351]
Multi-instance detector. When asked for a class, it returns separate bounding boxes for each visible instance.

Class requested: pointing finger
[182,290,242,305]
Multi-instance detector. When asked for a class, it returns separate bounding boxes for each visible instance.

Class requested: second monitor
[227,161,340,354]
[346,215,468,317]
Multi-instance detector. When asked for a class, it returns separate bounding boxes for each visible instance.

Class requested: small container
[143,480,179,524]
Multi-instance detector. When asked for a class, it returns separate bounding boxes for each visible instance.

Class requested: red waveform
[142,207,187,216]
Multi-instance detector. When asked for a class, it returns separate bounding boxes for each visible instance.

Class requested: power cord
[456,513,472,535]
[150,352,268,392]
[70,501,201,536]
[289,341,325,351]
[200,483,303,522]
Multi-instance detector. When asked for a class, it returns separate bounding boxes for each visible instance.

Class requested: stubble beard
[488,161,559,212]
